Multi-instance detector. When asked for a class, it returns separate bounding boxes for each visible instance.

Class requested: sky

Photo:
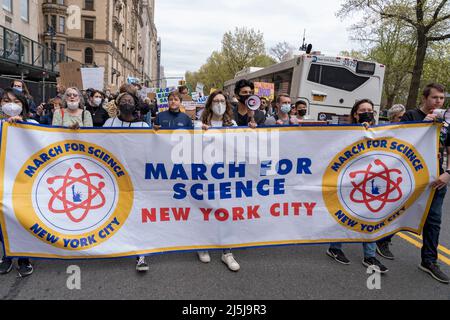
[154,0,362,86]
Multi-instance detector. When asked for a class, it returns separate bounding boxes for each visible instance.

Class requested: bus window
[274,69,293,95]
[307,64,370,92]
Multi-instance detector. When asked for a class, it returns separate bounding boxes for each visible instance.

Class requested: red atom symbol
[349,159,403,213]
[47,163,106,223]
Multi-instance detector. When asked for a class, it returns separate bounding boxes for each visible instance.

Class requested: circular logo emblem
[13,141,133,251]
[323,138,429,234]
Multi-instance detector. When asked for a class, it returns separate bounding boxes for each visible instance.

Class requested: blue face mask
[280,104,292,114]
[13,87,23,93]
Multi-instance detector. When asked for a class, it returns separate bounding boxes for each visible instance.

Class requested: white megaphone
[433,109,450,123]
[245,95,261,111]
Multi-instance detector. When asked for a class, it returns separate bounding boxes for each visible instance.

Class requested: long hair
[2,88,30,120]
[202,90,234,127]
[350,99,374,124]
[10,80,32,99]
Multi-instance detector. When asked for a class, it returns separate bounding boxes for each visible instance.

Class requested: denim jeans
[330,242,377,258]
[422,186,447,264]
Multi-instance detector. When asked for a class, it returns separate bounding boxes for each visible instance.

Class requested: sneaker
[0,257,13,275]
[376,241,395,260]
[221,253,240,272]
[363,257,389,274]
[419,262,450,284]
[17,259,33,277]
[197,251,211,263]
[136,256,149,272]
[326,248,350,265]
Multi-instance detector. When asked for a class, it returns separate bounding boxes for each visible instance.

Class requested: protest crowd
[0,78,449,285]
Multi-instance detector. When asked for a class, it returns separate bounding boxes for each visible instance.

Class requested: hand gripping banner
[0,122,440,259]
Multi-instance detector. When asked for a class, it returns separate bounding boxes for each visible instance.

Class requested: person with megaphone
[401,83,450,284]
[232,79,266,128]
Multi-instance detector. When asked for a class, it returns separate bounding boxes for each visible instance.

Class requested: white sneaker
[221,253,240,272]
[197,251,211,263]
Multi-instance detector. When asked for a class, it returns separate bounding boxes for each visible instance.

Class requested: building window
[85,47,94,64]
[3,0,12,12]
[51,15,57,30]
[84,0,94,10]
[84,20,94,39]
[20,0,28,22]
[59,16,65,33]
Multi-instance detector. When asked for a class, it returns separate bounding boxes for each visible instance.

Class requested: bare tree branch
[427,33,450,41]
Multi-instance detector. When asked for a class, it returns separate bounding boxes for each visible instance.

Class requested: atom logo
[47,163,106,223]
[349,159,403,213]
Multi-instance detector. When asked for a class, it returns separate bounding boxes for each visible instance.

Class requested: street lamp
[45,25,56,71]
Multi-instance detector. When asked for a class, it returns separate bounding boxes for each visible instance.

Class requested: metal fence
[0,76,56,106]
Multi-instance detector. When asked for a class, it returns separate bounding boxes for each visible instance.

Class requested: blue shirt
[155,110,193,129]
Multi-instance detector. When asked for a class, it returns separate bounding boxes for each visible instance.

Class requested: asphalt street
[1,194,449,301]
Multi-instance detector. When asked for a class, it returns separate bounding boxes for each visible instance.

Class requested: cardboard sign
[254,82,275,101]
[58,61,83,89]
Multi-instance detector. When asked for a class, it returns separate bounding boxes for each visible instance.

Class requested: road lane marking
[404,232,450,256]
[398,233,450,266]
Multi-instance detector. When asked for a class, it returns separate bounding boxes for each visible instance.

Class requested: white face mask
[93,98,102,106]
[67,102,79,110]
[212,103,226,116]
[2,103,23,117]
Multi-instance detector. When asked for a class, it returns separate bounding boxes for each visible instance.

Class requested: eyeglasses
[213,100,226,103]
[66,93,79,98]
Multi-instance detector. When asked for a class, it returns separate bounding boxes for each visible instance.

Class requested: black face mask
[298,110,307,117]
[358,112,375,124]
[119,103,135,116]
[238,94,251,104]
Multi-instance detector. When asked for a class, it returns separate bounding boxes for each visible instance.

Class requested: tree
[338,0,450,108]
[270,42,295,62]
[186,28,276,93]
[222,27,268,75]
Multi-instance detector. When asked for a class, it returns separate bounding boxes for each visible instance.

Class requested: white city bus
[224,53,386,123]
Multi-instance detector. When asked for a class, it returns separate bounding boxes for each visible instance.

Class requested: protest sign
[58,61,83,89]
[156,87,177,112]
[0,122,439,259]
[80,67,105,90]
[254,82,275,101]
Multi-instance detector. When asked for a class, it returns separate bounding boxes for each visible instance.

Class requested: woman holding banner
[0,88,38,277]
[52,87,93,129]
[196,90,240,272]
[326,99,389,274]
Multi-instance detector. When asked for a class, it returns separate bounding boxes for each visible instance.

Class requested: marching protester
[103,92,150,129]
[52,87,93,128]
[154,91,193,129]
[233,79,266,128]
[295,100,309,121]
[35,97,63,125]
[264,94,299,126]
[401,83,449,284]
[326,99,389,274]
[86,90,109,127]
[0,88,39,277]
[195,90,240,271]
[376,104,407,260]
[259,97,270,117]
[11,80,37,115]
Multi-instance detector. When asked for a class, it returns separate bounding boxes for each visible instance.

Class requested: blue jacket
[155,110,193,129]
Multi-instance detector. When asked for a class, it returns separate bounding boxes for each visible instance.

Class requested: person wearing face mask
[103,93,150,128]
[295,100,309,121]
[10,80,36,116]
[154,92,193,129]
[52,87,93,129]
[86,90,109,127]
[0,89,37,277]
[264,94,299,126]
[194,90,240,271]
[326,99,389,274]
[232,79,266,128]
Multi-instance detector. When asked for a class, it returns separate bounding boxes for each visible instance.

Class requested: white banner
[0,123,439,259]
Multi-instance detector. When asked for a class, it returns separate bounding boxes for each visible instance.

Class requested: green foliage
[186,27,276,94]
